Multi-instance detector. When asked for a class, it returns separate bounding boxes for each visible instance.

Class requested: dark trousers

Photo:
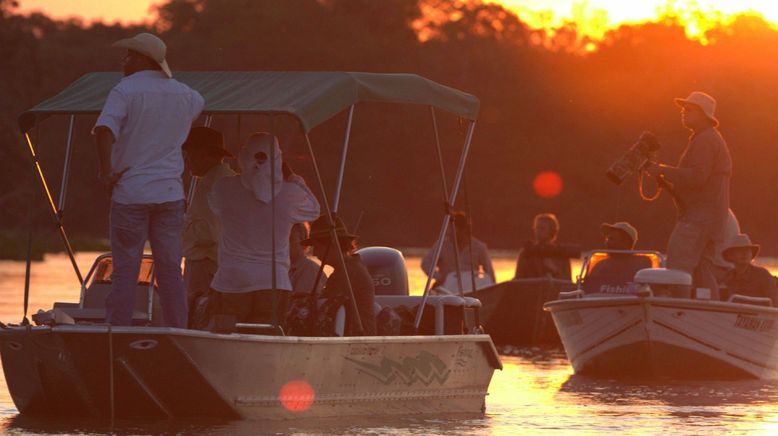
[213,289,289,324]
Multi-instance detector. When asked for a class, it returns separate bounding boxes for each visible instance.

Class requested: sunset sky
[15,0,778,42]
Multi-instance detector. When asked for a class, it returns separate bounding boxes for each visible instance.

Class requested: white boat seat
[375,295,481,335]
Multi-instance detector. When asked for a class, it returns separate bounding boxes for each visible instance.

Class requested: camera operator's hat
[601,222,638,247]
[674,91,718,127]
[721,233,760,261]
[113,32,173,78]
[301,214,358,246]
[181,127,233,158]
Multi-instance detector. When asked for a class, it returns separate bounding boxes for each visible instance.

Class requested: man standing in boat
[644,91,731,299]
[181,127,236,328]
[93,33,204,327]
[208,132,320,324]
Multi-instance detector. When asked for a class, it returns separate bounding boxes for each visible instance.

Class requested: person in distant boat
[303,214,377,336]
[421,211,496,290]
[585,222,652,294]
[643,91,732,300]
[719,234,778,304]
[514,213,572,281]
[208,132,320,325]
[181,127,236,328]
[289,222,326,294]
[93,33,204,327]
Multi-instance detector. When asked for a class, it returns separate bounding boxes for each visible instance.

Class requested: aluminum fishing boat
[1,71,502,419]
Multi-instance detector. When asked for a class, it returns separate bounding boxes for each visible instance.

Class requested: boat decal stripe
[569,318,642,361]
[652,320,721,351]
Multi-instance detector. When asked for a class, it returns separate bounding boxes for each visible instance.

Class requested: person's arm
[421,246,436,277]
[287,175,321,222]
[479,242,496,283]
[658,138,718,189]
[93,88,129,185]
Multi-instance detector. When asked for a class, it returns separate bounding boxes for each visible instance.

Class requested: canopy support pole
[430,107,465,296]
[269,116,279,330]
[304,133,364,335]
[333,105,355,213]
[57,115,76,215]
[186,115,213,211]
[23,131,83,284]
[414,120,476,330]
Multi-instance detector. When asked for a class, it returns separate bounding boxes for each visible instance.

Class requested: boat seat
[52,253,163,326]
[375,295,481,335]
[579,251,662,295]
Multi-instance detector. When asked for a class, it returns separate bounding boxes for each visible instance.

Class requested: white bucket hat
[674,91,718,126]
[113,33,172,78]
[721,233,760,261]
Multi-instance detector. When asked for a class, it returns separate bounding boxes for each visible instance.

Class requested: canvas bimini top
[18,71,480,134]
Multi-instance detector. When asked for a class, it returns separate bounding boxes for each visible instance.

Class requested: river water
[2,252,778,434]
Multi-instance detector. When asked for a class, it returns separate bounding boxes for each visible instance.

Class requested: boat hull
[545,296,778,380]
[0,326,501,419]
[468,279,574,346]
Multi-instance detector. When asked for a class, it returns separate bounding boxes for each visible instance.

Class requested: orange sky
[16,0,778,41]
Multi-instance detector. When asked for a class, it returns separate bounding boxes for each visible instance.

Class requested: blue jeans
[108,200,188,328]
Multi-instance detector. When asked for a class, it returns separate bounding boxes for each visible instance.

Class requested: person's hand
[98,167,129,187]
[643,162,663,178]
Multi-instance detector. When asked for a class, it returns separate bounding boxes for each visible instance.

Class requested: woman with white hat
[720,233,778,304]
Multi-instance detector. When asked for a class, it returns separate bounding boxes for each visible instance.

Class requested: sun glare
[493,0,778,46]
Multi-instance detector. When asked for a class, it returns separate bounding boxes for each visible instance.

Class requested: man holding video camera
[644,91,732,299]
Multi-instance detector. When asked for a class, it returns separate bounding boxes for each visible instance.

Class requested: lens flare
[279,380,315,412]
[533,171,563,198]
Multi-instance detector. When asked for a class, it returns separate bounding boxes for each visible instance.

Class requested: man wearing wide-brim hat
[720,233,778,304]
[301,214,377,336]
[644,91,732,299]
[181,127,236,328]
[93,32,205,328]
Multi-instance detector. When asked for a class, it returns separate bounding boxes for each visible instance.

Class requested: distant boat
[1,71,502,419]
[546,252,778,380]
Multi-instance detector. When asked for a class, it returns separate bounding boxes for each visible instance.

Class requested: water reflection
[3,254,778,434]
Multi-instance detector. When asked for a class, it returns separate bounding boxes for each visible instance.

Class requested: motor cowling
[355,246,409,296]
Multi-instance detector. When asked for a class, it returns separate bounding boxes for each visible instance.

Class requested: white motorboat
[1,71,502,419]
[545,251,778,380]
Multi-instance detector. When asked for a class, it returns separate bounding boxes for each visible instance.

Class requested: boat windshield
[580,252,662,294]
[91,256,155,286]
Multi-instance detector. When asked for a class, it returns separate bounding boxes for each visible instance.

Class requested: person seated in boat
[289,222,326,294]
[421,211,496,289]
[207,132,320,325]
[719,233,778,304]
[585,222,651,294]
[302,214,377,336]
[181,127,236,329]
[514,213,573,280]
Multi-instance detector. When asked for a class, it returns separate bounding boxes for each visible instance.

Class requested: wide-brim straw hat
[674,91,719,127]
[181,127,233,158]
[301,214,357,246]
[721,233,760,261]
[113,32,173,78]
[601,221,638,247]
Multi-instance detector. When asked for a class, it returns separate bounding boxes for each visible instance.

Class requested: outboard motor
[355,246,409,296]
[633,268,693,299]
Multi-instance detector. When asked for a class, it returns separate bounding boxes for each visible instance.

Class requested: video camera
[605,132,660,185]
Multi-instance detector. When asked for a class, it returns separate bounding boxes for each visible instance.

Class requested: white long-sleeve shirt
[208,175,320,292]
[94,70,204,204]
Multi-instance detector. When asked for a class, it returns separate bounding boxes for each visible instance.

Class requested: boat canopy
[18,71,480,134]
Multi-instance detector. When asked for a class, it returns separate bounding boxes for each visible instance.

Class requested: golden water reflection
[3,252,778,434]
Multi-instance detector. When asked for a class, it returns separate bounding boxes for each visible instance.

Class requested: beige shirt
[183,163,236,262]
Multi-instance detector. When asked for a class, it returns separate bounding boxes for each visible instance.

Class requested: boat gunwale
[0,325,495,345]
[543,296,778,316]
